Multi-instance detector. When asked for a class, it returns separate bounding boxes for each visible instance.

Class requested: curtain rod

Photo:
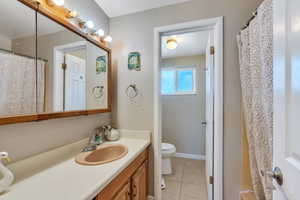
[241,9,258,31]
[0,48,48,62]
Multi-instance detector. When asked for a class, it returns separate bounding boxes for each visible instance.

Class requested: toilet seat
[161,143,176,158]
[162,143,175,151]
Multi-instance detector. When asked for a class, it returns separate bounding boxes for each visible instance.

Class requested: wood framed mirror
[0,0,112,125]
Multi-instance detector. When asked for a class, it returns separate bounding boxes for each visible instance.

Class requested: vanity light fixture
[104,36,112,43]
[32,0,41,4]
[79,20,94,31]
[47,0,64,6]
[166,38,178,50]
[44,0,110,45]
[86,20,95,29]
[95,29,105,37]
[67,10,79,18]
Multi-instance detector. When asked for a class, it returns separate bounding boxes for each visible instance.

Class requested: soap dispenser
[0,152,14,193]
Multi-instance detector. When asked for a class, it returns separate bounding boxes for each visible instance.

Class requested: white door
[205,31,214,200]
[273,0,300,199]
[64,54,86,111]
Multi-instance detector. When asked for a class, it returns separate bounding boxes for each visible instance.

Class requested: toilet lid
[162,143,175,151]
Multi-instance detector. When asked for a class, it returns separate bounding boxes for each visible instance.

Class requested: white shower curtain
[237,0,273,200]
[0,52,46,116]
[37,59,46,113]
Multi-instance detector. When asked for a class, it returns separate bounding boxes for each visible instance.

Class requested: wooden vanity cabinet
[96,147,149,200]
[112,182,131,200]
[131,163,147,200]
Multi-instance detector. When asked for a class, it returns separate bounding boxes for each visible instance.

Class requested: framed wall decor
[128,52,141,71]
[96,55,107,74]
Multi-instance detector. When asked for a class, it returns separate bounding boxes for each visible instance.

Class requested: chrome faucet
[82,127,106,152]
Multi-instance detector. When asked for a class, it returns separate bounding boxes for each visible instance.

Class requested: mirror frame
[0,0,112,125]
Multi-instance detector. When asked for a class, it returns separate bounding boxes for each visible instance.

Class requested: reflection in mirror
[36,13,108,113]
[37,13,86,113]
[0,0,36,116]
[86,42,108,110]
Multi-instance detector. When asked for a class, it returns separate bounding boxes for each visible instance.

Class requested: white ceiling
[161,31,210,58]
[94,0,192,17]
[0,0,65,40]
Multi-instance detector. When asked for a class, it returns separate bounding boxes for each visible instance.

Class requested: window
[161,67,196,95]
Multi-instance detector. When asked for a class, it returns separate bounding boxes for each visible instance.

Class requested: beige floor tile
[181,193,207,200]
[162,191,180,200]
[164,179,181,195]
[184,159,205,169]
[172,157,186,167]
[163,158,207,200]
[182,170,206,185]
[181,183,207,199]
[165,167,183,181]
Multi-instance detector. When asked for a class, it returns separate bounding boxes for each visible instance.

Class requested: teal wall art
[128,52,141,71]
[96,56,106,74]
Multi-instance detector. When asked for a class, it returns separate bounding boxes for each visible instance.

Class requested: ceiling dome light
[167,38,178,50]
[104,36,112,43]
[86,20,95,29]
[52,0,64,6]
[96,29,105,37]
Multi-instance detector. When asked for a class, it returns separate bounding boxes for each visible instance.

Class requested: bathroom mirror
[0,0,111,125]
[0,0,36,117]
[36,13,109,112]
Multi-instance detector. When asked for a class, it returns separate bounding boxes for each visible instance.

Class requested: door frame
[153,17,224,200]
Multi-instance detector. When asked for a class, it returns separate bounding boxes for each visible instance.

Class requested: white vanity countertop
[0,130,151,200]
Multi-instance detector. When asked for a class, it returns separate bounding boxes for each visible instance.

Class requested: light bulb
[86,20,94,29]
[96,29,105,37]
[52,0,64,6]
[166,39,178,50]
[68,10,78,18]
[104,36,112,43]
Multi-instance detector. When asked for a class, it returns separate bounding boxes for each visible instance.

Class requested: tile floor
[162,157,208,200]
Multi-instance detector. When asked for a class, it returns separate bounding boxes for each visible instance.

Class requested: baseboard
[175,153,206,160]
[148,195,155,200]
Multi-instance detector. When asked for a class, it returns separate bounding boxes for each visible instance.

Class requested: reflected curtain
[237,0,273,200]
[37,59,46,113]
[0,53,46,115]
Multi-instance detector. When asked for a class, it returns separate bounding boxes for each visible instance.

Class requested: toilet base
[162,158,172,175]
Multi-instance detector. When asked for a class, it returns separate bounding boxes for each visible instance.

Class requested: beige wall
[161,55,206,155]
[0,34,11,51]
[110,0,263,198]
[0,0,111,163]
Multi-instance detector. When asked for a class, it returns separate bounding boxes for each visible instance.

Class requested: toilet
[161,143,176,175]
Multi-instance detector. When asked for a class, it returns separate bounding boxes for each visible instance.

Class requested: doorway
[153,17,224,200]
[53,41,87,112]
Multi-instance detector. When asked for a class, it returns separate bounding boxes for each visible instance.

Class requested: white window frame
[161,66,197,95]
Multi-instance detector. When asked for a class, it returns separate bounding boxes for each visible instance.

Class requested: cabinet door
[131,162,147,200]
[113,182,131,200]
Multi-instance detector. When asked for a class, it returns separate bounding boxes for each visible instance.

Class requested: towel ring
[126,84,138,99]
[93,86,104,99]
